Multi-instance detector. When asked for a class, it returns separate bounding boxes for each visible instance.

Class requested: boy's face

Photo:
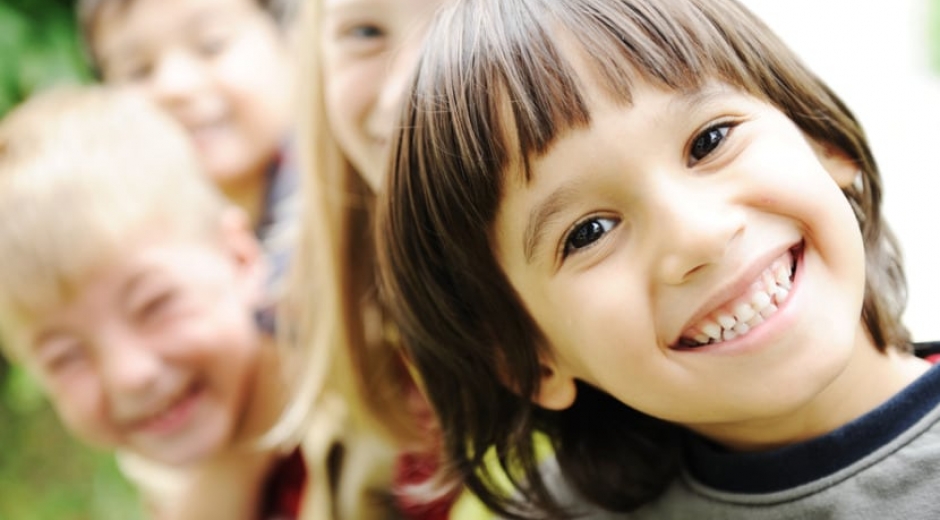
[493,77,873,447]
[94,0,293,190]
[321,0,445,190]
[19,229,264,466]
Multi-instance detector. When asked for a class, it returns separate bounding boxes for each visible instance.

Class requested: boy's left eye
[689,123,731,164]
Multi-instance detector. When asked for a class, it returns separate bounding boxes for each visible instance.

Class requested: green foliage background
[0,1,141,518]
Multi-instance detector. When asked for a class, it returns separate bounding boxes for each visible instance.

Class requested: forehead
[93,0,261,53]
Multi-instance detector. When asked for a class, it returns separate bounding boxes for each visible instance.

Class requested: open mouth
[673,242,803,349]
[133,381,203,435]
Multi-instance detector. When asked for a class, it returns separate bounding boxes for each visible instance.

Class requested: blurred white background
[741,0,940,341]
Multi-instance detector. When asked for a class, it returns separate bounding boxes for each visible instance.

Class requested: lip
[129,381,203,437]
[670,241,803,350]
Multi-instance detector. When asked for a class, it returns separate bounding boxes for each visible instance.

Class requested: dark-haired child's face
[94,0,293,191]
[21,231,264,466]
[492,77,878,449]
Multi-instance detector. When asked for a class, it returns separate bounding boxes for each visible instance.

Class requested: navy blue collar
[685,363,940,493]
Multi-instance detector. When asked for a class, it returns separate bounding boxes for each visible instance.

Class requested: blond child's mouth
[673,243,801,349]
[132,381,204,436]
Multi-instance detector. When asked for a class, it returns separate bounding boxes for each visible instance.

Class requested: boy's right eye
[562,216,618,258]
[37,338,85,373]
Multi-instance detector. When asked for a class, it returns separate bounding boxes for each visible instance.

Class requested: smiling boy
[77,0,298,278]
[0,85,297,519]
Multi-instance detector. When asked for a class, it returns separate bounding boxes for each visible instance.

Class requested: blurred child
[0,85,304,519]
[378,0,939,518]
[286,1,497,518]
[76,0,298,285]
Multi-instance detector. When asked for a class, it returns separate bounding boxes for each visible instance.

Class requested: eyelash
[687,120,736,166]
[346,23,385,39]
[134,290,178,324]
[561,216,619,259]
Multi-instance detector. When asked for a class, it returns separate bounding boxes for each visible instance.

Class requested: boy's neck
[219,167,269,232]
[690,327,932,452]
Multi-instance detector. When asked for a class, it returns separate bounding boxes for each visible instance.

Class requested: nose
[651,178,745,285]
[98,327,163,399]
[147,50,208,108]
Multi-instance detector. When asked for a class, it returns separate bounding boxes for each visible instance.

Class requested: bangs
[410,0,788,190]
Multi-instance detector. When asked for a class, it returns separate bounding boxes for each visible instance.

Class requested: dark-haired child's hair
[377,0,910,518]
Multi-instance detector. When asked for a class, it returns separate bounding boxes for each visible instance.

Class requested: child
[377,0,940,518]
[0,85,305,519]
[287,0,500,518]
[76,0,298,287]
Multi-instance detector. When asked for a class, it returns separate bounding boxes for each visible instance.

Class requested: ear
[808,139,859,189]
[534,352,578,411]
[217,206,266,302]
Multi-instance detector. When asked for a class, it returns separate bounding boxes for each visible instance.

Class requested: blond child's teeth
[694,334,710,344]
[774,286,789,304]
[722,329,738,341]
[733,303,755,322]
[717,314,736,329]
[747,315,764,328]
[733,323,750,335]
[774,264,790,285]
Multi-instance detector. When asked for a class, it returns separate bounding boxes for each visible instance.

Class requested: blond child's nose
[99,331,163,396]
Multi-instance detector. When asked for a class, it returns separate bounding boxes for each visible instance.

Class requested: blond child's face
[321,0,445,190]
[18,229,264,466]
[94,0,293,191]
[493,77,874,448]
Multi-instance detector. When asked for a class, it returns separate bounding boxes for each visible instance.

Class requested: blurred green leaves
[0,0,91,117]
[0,4,140,519]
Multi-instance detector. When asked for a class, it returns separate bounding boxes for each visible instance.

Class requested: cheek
[48,380,113,445]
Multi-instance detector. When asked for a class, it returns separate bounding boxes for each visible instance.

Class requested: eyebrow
[522,183,581,264]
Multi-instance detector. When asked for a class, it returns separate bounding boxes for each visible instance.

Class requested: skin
[320,0,445,190]
[94,0,294,225]
[19,211,277,467]
[493,71,931,452]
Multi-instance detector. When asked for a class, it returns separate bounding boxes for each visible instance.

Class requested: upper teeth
[685,254,793,346]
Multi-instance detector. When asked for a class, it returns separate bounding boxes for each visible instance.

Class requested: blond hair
[0,85,228,358]
[278,0,420,445]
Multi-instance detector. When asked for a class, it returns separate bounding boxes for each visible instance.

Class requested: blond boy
[0,85,294,519]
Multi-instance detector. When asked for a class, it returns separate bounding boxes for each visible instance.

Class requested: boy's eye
[111,60,153,83]
[689,123,731,164]
[37,338,86,373]
[563,217,618,258]
[134,290,180,324]
[195,33,230,57]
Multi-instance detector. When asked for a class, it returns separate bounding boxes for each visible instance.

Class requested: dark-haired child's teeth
[678,250,796,348]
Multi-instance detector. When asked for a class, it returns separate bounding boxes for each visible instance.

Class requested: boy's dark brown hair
[377,0,910,518]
